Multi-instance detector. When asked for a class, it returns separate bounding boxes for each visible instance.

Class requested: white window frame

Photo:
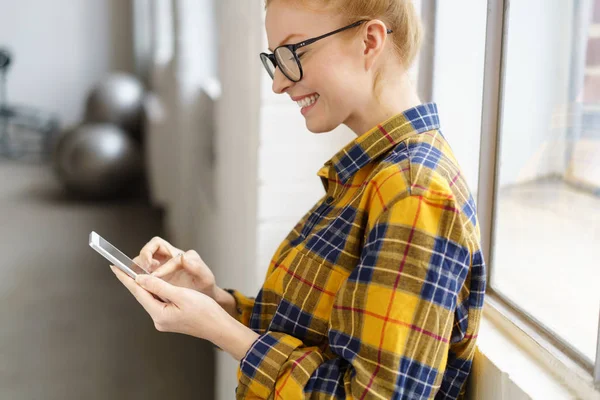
[473,0,600,392]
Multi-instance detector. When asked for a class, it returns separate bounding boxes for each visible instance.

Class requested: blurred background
[0,0,598,399]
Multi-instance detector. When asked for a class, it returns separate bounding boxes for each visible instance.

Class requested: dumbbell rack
[0,49,60,162]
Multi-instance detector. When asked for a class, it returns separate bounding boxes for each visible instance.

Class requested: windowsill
[472,295,600,399]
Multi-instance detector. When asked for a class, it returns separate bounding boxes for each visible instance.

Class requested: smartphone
[89,231,149,279]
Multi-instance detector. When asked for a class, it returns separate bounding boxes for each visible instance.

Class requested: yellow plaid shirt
[228,103,486,399]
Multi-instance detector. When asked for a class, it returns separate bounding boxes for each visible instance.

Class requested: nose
[272,68,293,94]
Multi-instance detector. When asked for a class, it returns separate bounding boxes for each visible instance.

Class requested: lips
[291,92,319,102]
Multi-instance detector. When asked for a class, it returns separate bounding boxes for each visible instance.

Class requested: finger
[131,255,151,275]
[155,250,203,278]
[151,253,184,278]
[180,250,205,275]
[150,258,162,270]
[110,266,163,315]
[136,274,179,302]
[132,255,147,271]
[140,237,179,261]
[150,252,171,266]
[136,256,162,274]
[139,237,181,268]
[111,265,133,283]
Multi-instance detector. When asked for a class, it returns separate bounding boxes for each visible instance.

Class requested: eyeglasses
[260,20,393,83]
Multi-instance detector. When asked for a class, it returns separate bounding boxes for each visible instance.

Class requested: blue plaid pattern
[228,103,486,399]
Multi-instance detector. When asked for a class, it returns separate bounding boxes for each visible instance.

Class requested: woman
[112,0,486,398]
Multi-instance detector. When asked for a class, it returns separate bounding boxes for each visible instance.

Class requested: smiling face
[265,1,376,134]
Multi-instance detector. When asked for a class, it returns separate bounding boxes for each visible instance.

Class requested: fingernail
[136,275,148,286]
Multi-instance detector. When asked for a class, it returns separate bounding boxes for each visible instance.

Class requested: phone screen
[97,236,147,275]
[90,232,168,302]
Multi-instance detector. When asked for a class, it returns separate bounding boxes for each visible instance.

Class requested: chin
[305,117,340,135]
[306,124,329,134]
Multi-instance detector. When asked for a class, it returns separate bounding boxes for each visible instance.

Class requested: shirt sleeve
[224,289,255,328]
[235,194,480,399]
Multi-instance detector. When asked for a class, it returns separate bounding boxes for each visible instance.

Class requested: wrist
[212,314,259,361]
[215,287,239,318]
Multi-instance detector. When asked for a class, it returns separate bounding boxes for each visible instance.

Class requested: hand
[135,236,238,318]
[110,266,258,360]
[134,236,184,274]
[110,265,221,340]
[150,249,218,299]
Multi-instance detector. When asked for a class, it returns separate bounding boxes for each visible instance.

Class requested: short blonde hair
[264,0,423,70]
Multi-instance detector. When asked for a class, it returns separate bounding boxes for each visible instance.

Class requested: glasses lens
[275,47,301,82]
[260,54,276,79]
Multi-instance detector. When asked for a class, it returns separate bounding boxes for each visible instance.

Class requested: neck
[344,71,422,136]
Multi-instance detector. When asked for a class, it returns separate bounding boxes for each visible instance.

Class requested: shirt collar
[319,102,440,184]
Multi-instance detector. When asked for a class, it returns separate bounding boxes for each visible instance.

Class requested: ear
[362,20,389,71]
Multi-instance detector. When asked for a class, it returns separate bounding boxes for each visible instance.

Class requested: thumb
[136,274,178,301]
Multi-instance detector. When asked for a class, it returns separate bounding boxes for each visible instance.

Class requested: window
[478,0,600,386]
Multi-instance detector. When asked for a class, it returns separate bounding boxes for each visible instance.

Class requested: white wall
[0,0,134,127]
[213,1,263,399]
[431,0,488,195]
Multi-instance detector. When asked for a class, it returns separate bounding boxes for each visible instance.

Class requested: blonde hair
[264,0,423,70]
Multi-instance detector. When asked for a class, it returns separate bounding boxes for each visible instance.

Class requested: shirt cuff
[237,332,303,399]
[223,289,255,327]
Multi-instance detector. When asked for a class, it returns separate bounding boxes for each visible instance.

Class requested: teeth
[296,94,319,108]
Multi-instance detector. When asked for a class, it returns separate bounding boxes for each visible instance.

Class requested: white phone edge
[89,231,138,279]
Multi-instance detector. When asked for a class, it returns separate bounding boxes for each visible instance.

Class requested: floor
[493,179,600,362]
[0,161,214,400]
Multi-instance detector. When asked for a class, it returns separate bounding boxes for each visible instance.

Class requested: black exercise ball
[84,73,145,141]
[53,123,143,198]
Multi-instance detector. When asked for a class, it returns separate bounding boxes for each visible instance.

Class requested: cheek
[320,72,361,114]
[316,53,362,96]
[301,51,363,127]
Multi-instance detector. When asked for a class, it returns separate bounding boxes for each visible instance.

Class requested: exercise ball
[53,123,143,198]
[84,73,145,141]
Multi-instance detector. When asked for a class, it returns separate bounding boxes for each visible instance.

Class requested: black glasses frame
[260,20,393,83]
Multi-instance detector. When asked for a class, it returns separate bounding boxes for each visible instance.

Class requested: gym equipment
[84,73,145,141]
[53,123,142,197]
[0,48,60,161]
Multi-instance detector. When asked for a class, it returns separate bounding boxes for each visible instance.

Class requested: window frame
[475,0,600,389]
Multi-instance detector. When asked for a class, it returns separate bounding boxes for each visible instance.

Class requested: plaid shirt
[228,103,486,399]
